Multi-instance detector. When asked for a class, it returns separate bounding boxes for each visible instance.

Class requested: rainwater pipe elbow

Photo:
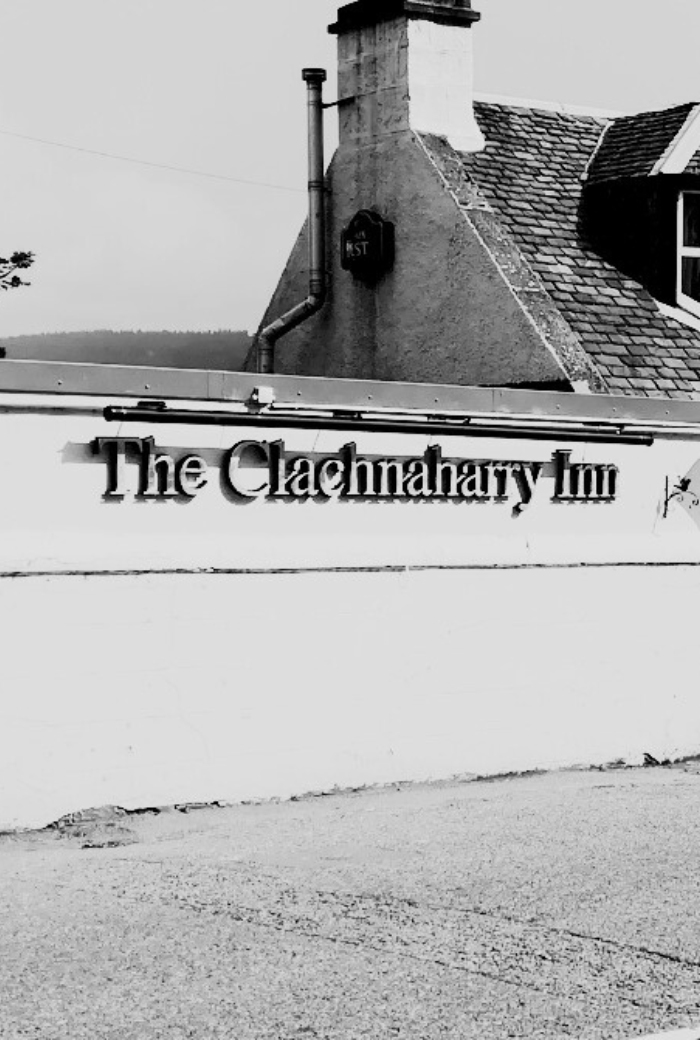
[256,68,327,375]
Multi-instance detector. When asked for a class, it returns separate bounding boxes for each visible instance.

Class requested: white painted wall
[2,398,700,828]
[408,20,485,152]
[5,403,700,573]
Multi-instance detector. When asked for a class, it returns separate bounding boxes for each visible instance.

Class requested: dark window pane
[684,194,700,247]
[682,256,700,301]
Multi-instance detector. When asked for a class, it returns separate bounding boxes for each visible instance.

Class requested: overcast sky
[1,0,700,338]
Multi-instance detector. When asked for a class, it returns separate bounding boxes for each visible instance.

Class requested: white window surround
[656,298,700,333]
[678,192,700,318]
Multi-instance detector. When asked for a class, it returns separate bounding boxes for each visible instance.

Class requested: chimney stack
[329,0,484,153]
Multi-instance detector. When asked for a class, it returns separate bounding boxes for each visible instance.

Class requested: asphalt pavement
[3,766,700,1039]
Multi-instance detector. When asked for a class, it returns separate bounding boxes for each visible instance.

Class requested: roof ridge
[473,92,623,120]
[581,121,612,183]
[611,100,698,124]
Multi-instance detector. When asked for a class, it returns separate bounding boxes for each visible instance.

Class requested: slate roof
[421,101,700,399]
[684,144,700,177]
[585,103,695,186]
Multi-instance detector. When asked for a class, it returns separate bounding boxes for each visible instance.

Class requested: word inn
[553,450,619,502]
[92,439,619,509]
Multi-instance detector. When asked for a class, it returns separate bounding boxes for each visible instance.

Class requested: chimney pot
[302,68,327,84]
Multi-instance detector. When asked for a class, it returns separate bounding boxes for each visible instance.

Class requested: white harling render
[408,18,485,152]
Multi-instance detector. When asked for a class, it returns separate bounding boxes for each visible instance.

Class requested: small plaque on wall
[341,210,395,283]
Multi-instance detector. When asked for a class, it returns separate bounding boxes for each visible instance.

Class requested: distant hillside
[0,330,252,371]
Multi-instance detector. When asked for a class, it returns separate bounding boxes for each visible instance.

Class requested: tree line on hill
[0,329,252,371]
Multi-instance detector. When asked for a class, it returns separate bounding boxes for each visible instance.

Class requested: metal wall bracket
[663,476,700,517]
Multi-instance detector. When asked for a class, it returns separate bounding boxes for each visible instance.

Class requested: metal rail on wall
[103,404,654,445]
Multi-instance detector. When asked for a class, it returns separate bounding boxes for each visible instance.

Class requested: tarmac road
[3,767,700,1040]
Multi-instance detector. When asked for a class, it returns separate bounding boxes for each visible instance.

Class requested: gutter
[256,69,328,375]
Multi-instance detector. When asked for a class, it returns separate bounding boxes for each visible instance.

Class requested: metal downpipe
[256,68,327,375]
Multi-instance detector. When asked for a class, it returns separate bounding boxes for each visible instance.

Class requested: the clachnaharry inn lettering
[92,438,619,510]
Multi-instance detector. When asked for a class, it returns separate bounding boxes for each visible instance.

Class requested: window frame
[678,190,700,318]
